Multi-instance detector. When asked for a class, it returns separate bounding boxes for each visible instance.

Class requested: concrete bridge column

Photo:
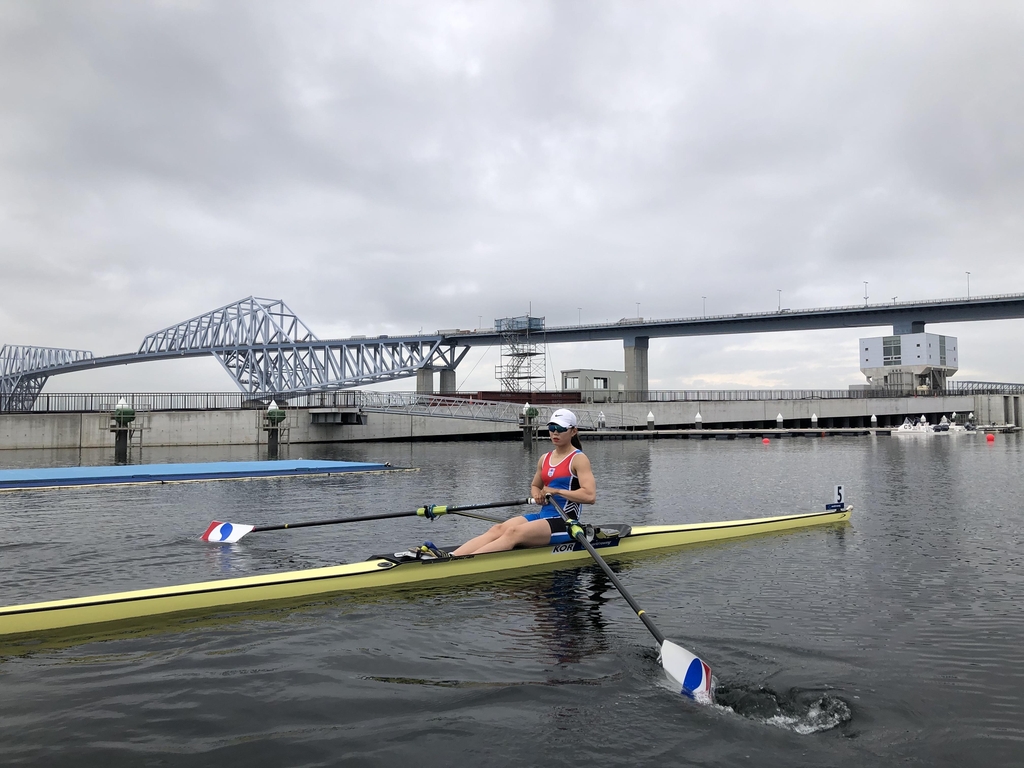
[439,369,457,394]
[416,366,435,394]
[624,335,649,400]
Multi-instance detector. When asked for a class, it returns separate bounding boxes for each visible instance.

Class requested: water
[0,434,1022,766]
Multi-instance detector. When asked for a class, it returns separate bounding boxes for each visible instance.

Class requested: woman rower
[448,408,596,556]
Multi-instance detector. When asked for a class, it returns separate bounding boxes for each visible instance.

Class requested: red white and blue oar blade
[200,521,255,543]
[660,640,715,704]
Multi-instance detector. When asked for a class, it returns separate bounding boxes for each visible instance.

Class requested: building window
[883,336,901,366]
[593,377,608,389]
[564,376,579,390]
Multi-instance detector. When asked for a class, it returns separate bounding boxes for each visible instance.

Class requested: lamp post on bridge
[966,271,971,299]
[863,281,869,306]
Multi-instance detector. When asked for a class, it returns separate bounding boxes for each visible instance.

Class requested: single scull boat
[0,507,850,638]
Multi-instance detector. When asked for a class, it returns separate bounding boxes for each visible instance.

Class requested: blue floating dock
[0,459,395,491]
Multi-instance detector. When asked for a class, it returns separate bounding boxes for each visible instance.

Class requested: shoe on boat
[416,541,453,560]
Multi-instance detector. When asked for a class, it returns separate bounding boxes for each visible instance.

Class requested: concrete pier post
[521,404,538,448]
[624,335,649,401]
[114,430,129,463]
[439,369,457,394]
[416,366,435,394]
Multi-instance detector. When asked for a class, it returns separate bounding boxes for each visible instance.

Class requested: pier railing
[9,381,1017,416]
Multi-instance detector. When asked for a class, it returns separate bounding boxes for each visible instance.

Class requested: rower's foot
[415,541,452,560]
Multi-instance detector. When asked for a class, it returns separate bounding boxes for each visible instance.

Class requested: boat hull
[0,508,851,638]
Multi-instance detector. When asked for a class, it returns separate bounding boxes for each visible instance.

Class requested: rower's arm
[530,456,547,505]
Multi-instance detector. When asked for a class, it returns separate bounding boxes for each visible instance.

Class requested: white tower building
[859,333,958,391]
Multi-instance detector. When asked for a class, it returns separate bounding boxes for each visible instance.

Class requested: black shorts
[546,517,568,535]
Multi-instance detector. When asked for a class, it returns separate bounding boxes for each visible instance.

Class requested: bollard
[694,411,702,430]
[266,400,286,458]
[647,411,655,431]
[522,404,538,448]
[112,398,135,464]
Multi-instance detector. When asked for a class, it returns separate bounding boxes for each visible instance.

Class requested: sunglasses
[547,423,571,433]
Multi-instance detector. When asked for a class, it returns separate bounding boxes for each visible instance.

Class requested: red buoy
[987,433,996,442]
[762,437,770,444]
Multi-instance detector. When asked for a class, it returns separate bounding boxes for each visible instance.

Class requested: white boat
[893,415,937,435]
[948,423,978,434]
[893,414,978,436]
[947,411,978,434]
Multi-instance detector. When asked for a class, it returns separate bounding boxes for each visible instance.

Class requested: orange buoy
[986,433,995,442]
[762,437,770,444]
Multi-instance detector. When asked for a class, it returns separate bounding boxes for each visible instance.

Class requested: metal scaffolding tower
[494,315,546,392]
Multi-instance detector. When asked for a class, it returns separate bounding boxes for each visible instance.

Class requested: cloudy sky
[2,1,1023,393]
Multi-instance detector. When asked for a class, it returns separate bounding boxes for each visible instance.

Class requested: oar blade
[200,521,255,543]
[660,640,714,704]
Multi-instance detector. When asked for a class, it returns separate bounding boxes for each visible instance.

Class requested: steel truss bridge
[1,297,466,412]
[4,292,1024,412]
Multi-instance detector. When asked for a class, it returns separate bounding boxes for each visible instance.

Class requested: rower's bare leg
[451,520,514,555]
[454,518,552,556]
[451,517,526,556]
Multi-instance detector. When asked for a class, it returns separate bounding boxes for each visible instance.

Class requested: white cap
[548,408,578,429]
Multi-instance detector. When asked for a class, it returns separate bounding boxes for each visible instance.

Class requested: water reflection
[520,568,611,665]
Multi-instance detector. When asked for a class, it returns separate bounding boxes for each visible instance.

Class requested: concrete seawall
[0,410,519,451]
[595,395,996,428]
[1,393,1018,450]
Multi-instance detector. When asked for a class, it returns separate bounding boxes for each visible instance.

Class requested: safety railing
[10,383,1017,416]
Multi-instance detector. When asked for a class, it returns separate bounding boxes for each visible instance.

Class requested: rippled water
[0,434,1022,766]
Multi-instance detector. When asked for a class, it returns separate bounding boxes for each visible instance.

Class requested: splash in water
[713,683,852,734]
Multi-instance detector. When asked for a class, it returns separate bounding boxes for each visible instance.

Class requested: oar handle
[250,498,534,533]
[546,494,665,646]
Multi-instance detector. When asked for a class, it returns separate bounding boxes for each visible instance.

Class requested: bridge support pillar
[624,335,649,400]
[893,320,925,334]
[439,369,456,394]
[416,366,435,394]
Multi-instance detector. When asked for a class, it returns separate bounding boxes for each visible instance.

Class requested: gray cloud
[2,1,1023,393]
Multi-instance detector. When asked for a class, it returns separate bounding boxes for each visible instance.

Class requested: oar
[547,495,715,704]
[201,498,535,544]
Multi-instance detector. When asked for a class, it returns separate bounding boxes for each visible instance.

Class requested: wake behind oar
[547,495,715,704]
